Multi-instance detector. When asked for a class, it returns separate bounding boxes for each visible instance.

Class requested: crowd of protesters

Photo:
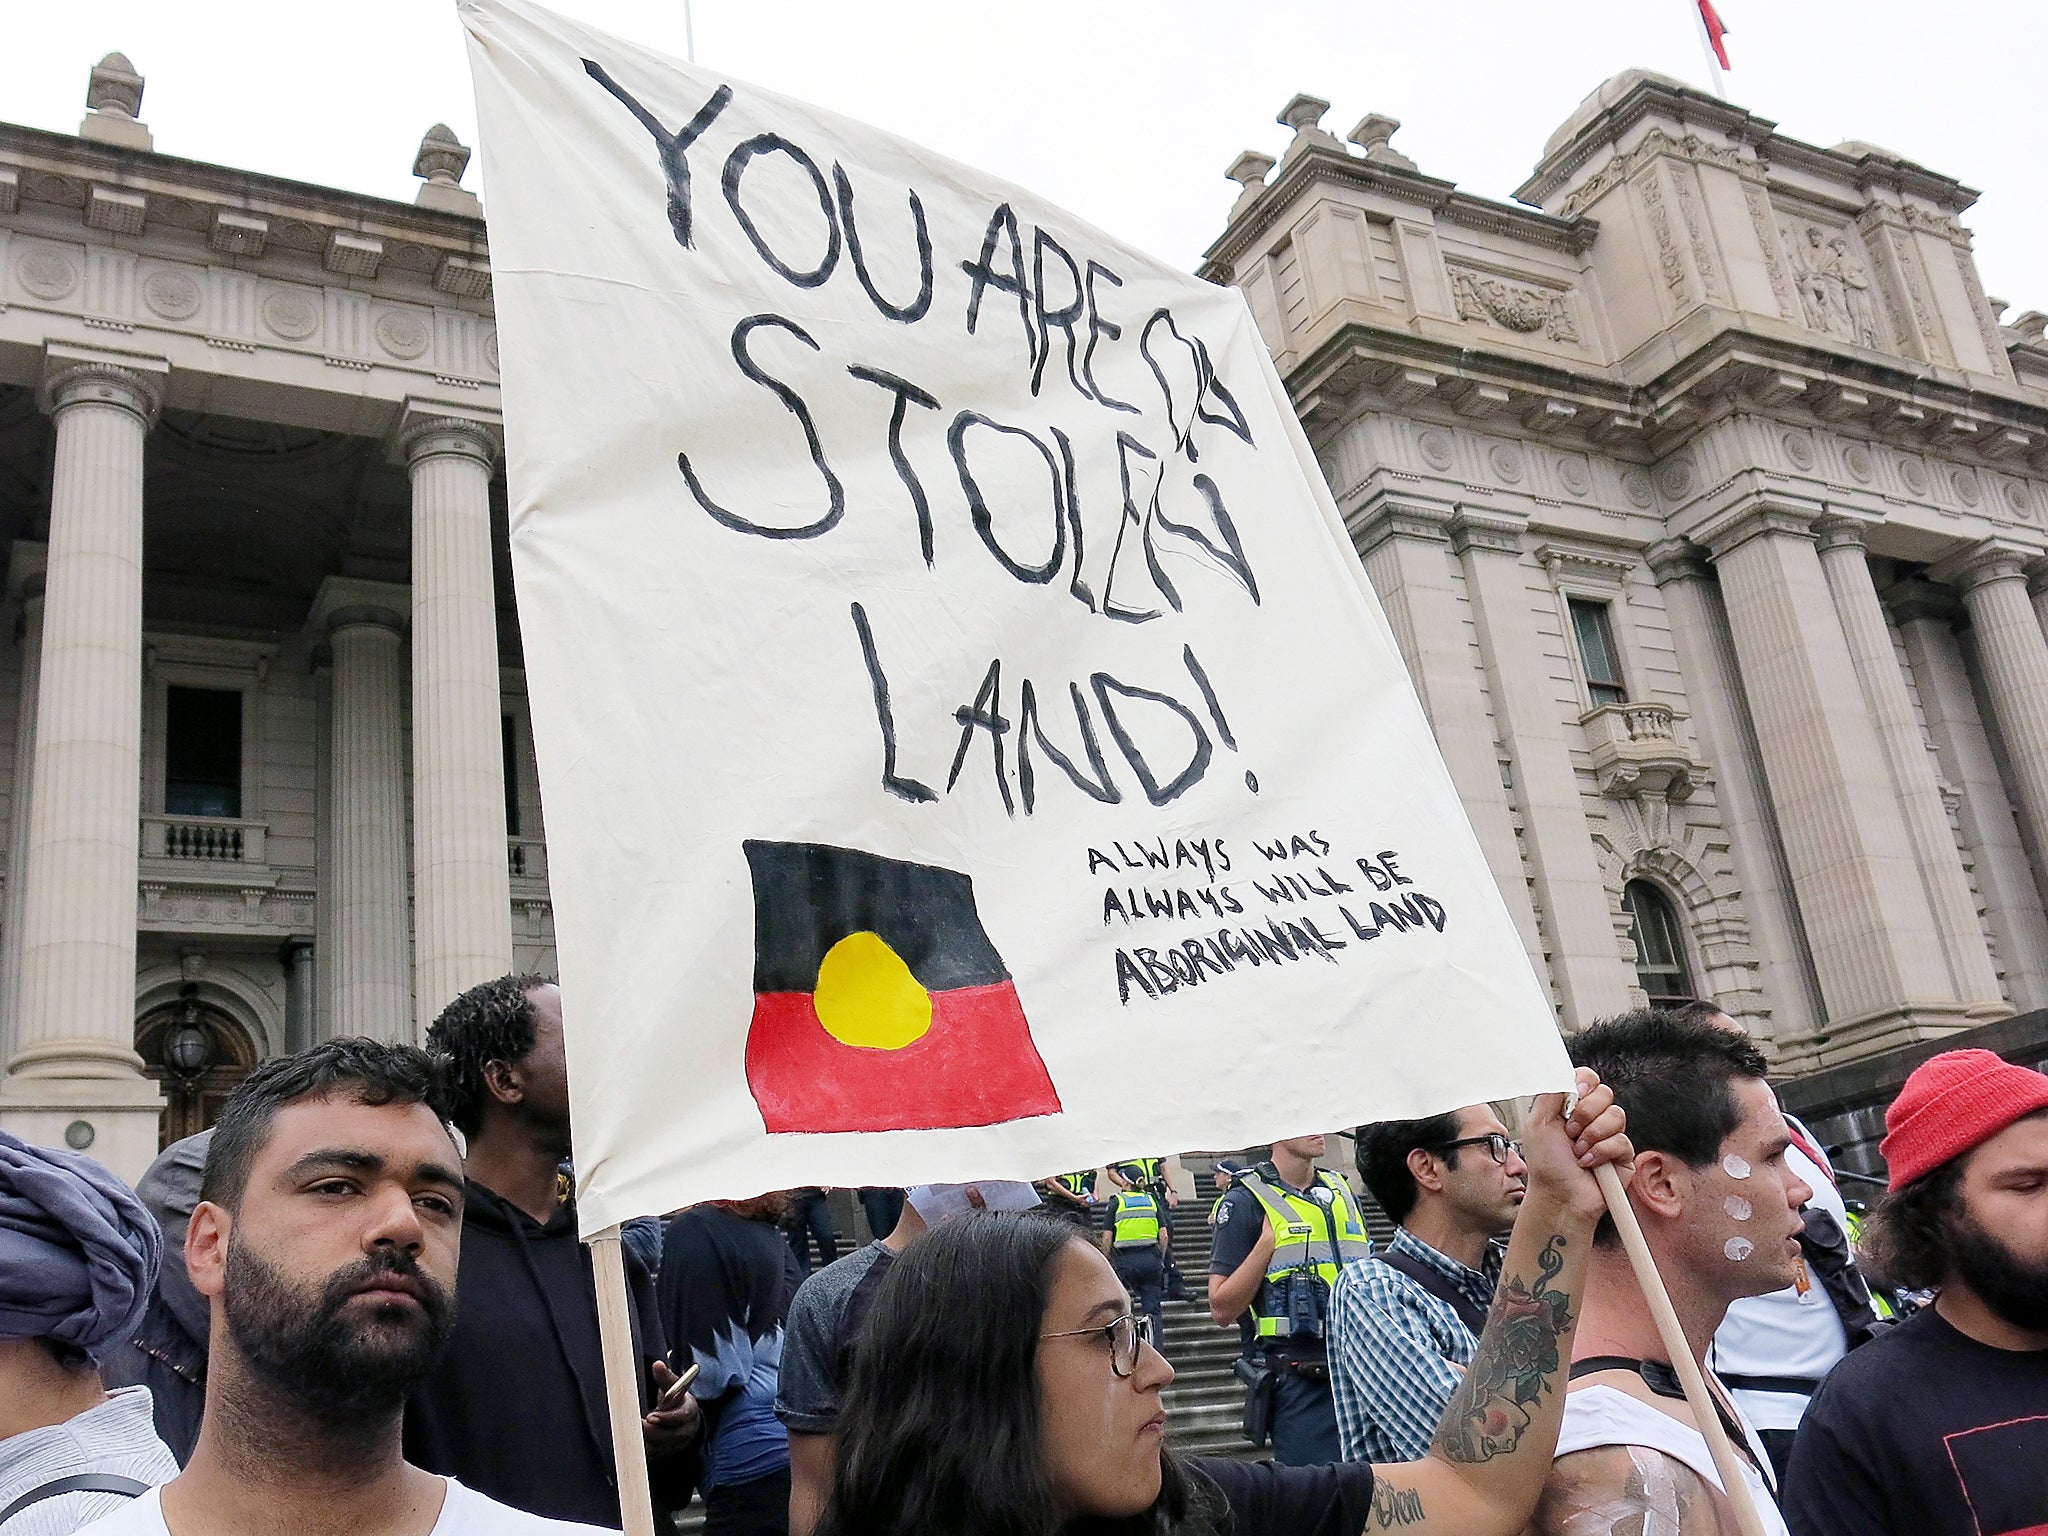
[0,986,2043,1536]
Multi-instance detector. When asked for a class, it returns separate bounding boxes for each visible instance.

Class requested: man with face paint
[1781,1050,2048,1536]
[76,1038,607,1535]
[1528,1009,1807,1536]
[1679,1002,1880,1483]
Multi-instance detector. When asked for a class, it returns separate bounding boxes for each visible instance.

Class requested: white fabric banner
[461,0,1571,1233]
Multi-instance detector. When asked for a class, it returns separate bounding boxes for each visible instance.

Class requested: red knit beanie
[1880,1049,2048,1191]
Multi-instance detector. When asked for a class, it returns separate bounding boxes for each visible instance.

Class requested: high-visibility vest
[1116,1157,1165,1189]
[1111,1190,1162,1249]
[1053,1170,1095,1200]
[1238,1167,1373,1339]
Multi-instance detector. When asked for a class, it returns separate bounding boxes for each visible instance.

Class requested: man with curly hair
[404,975,700,1532]
[1530,1008,1807,1536]
[1782,1050,2048,1536]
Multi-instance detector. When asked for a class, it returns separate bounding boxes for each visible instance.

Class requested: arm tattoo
[1370,1478,1425,1528]
[1430,1233,1574,1464]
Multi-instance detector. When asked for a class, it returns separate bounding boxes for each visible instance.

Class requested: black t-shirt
[1191,1456,1378,1536]
[1783,1306,2048,1536]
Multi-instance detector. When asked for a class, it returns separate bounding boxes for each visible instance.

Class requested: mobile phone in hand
[658,1360,700,1410]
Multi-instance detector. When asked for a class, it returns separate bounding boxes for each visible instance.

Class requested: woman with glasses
[813,1070,1632,1536]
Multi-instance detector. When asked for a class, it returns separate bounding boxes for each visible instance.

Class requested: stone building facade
[0,59,537,1177]
[1201,72,2048,1101]
[4,56,2046,1176]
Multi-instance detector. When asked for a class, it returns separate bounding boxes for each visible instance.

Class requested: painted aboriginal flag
[742,840,1064,1134]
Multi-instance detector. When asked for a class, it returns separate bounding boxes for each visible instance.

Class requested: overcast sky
[7,2,2044,314]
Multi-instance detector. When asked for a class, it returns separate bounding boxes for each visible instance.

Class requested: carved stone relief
[1557,454,1593,497]
[1744,183,1798,319]
[1780,220,1880,348]
[16,247,79,301]
[141,269,201,321]
[1417,427,1455,470]
[1449,266,1580,343]
[1488,443,1525,484]
[1899,456,1930,496]
[374,308,431,359]
[1781,430,1816,471]
[260,288,319,341]
[1953,468,1981,508]
[1622,470,1656,509]
[1842,442,1874,483]
[1638,170,1686,301]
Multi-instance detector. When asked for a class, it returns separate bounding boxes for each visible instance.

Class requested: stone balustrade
[142,814,267,865]
[1580,701,1703,801]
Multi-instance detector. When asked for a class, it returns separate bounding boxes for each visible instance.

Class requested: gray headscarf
[135,1130,212,1343]
[0,1129,161,1356]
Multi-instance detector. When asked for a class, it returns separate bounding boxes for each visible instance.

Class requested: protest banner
[460,0,1575,1236]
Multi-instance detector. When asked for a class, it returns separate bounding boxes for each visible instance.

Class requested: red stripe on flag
[1698,0,1732,69]
[745,981,1063,1134]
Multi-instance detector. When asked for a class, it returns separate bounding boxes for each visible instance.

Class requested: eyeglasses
[1433,1133,1521,1165]
[1040,1311,1154,1378]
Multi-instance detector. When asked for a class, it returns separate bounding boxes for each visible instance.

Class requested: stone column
[1815,519,2005,1015]
[1644,539,1822,1037]
[0,544,47,1070]
[1453,509,1636,1026]
[280,937,317,1055]
[0,348,167,1180]
[1935,539,2048,901]
[1888,578,2048,1011]
[310,578,414,1040]
[1353,500,1544,969]
[1700,504,1963,1058]
[400,407,512,1033]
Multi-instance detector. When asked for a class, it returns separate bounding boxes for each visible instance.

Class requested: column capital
[1813,514,1875,555]
[1349,495,1455,556]
[1643,537,1711,586]
[1449,506,1528,559]
[2027,559,2048,599]
[392,400,501,472]
[1930,536,2047,596]
[307,576,411,640]
[1692,500,1818,562]
[1883,575,1960,628]
[37,344,166,428]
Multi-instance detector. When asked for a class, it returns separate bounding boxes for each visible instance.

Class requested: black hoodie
[403,1179,695,1532]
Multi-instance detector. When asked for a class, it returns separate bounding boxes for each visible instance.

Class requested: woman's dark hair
[1355,1112,1463,1225]
[1859,1161,1965,1292]
[816,1212,1227,1536]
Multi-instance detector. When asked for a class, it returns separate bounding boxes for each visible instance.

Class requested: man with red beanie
[1782,1048,2048,1536]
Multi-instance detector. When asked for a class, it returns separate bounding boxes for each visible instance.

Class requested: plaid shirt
[1328,1226,1500,1462]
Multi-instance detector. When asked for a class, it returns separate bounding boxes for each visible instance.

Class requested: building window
[1623,880,1694,1005]
[1569,598,1627,707]
[502,714,522,838]
[163,687,243,819]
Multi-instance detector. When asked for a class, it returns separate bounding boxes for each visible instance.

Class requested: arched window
[1622,879,1695,1005]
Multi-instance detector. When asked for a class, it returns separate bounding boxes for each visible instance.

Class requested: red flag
[1697,0,1732,70]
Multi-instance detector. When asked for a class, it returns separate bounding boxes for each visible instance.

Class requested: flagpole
[591,1225,660,1536]
[1595,1163,1771,1536]
[684,0,697,63]
[1688,0,1729,98]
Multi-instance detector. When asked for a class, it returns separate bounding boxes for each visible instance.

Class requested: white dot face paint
[1723,1154,1752,1180]
[1725,1236,1755,1261]
[1725,1196,1753,1222]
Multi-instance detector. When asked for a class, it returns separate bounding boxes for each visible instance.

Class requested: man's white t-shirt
[75,1477,618,1534]
[1711,1120,1852,1432]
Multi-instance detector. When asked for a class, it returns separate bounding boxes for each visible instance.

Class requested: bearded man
[77,1038,608,1535]
[1783,1049,2048,1536]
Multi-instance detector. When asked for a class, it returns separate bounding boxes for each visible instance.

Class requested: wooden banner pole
[590,1224,659,1536]
[1594,1161,1771,1536]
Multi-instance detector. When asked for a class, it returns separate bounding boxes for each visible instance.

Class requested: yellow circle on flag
[814,931,933,1051]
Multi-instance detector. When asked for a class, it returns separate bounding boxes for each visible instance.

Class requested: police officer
[1109,1156,1187,1299]
[1207,1133,1372,1465]
[1106,1179,1168,1345]
[1039,1169,1101,1243]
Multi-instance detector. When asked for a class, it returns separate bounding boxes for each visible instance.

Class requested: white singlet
[1555,1383,1792,1536]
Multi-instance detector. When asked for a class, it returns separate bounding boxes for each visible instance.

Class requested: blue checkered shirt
[1328,1226,1501,1462]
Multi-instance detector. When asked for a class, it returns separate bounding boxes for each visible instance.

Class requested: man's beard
[223,1240,456,1422]
[1946,1205,2048,1333]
